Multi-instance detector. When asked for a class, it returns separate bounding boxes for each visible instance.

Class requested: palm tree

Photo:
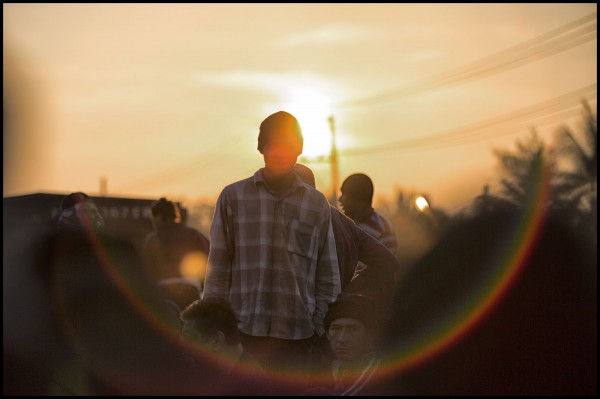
[553,99,597,215]
[492,128,555,209]
[552,99,597,238]
[466,184,518,218]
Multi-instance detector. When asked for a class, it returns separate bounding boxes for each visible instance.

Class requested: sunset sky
[4,3,597,212]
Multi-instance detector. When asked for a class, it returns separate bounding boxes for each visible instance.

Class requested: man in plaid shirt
[202,111,340,394]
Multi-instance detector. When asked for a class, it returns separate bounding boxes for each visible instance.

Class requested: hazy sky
[4,3,597,212]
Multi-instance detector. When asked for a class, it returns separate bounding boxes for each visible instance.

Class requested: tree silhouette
[465,184,518,218]
[553,100,597,212]
[552,99,597,238]
[492,128,555,209]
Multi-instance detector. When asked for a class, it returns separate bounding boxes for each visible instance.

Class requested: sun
[282,88,333,158]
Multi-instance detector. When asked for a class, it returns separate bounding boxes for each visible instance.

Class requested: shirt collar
[252,168,307,195]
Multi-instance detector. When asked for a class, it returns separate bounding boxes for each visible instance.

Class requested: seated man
[307,293,385,396]
[179,298,275,396]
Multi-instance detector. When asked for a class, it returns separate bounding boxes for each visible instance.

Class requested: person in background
[142,197,210,314]
[294,164,401,303]
[202,111,340,394]
[339,173,398,257]
[5,191,202,395]
[179,298,275,395]
[294,163,403,378]
[56,191,105,232]
[5,191,107,395]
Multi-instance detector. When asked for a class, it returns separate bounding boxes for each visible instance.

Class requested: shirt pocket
[287,219,318,260]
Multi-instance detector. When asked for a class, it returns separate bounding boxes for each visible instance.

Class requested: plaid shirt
[356,207,398,256]
[203,169,340,339]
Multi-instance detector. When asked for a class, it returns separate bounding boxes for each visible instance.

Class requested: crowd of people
[4,110,596,396]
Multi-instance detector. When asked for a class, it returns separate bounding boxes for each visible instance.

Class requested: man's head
[61,191,91,211]
[339,173,374,220]
[180,298,241,352]
[258,111,303,177]
[293,163,316,188]
[57,192,104,230]
[150,197,177,227]
[325,293,381,362]
[257,111,303,155]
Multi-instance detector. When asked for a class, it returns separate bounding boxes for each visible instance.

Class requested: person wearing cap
[307,293,385,396]
[339,173,399,256]
[202,111,340,394]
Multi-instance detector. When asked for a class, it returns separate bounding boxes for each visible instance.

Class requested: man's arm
[312,204,341,336]
[345,226,403,298]
[202,190,232,300]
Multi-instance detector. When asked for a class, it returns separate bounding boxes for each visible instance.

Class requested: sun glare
[415,196,430,212]
[283,88,333,158]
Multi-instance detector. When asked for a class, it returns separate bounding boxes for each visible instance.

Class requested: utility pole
[100,176,108,196]
[328,115,339,208]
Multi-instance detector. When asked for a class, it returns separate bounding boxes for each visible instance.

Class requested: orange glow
[415,196,430,212]
[179,251,208,280]
[283,87,334,158]
[3,4,596,212]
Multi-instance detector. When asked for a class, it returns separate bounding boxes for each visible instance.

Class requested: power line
[140,86,596,193]
[116,12,597,195]
[338,12,596,108]
[340,84,597,156]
